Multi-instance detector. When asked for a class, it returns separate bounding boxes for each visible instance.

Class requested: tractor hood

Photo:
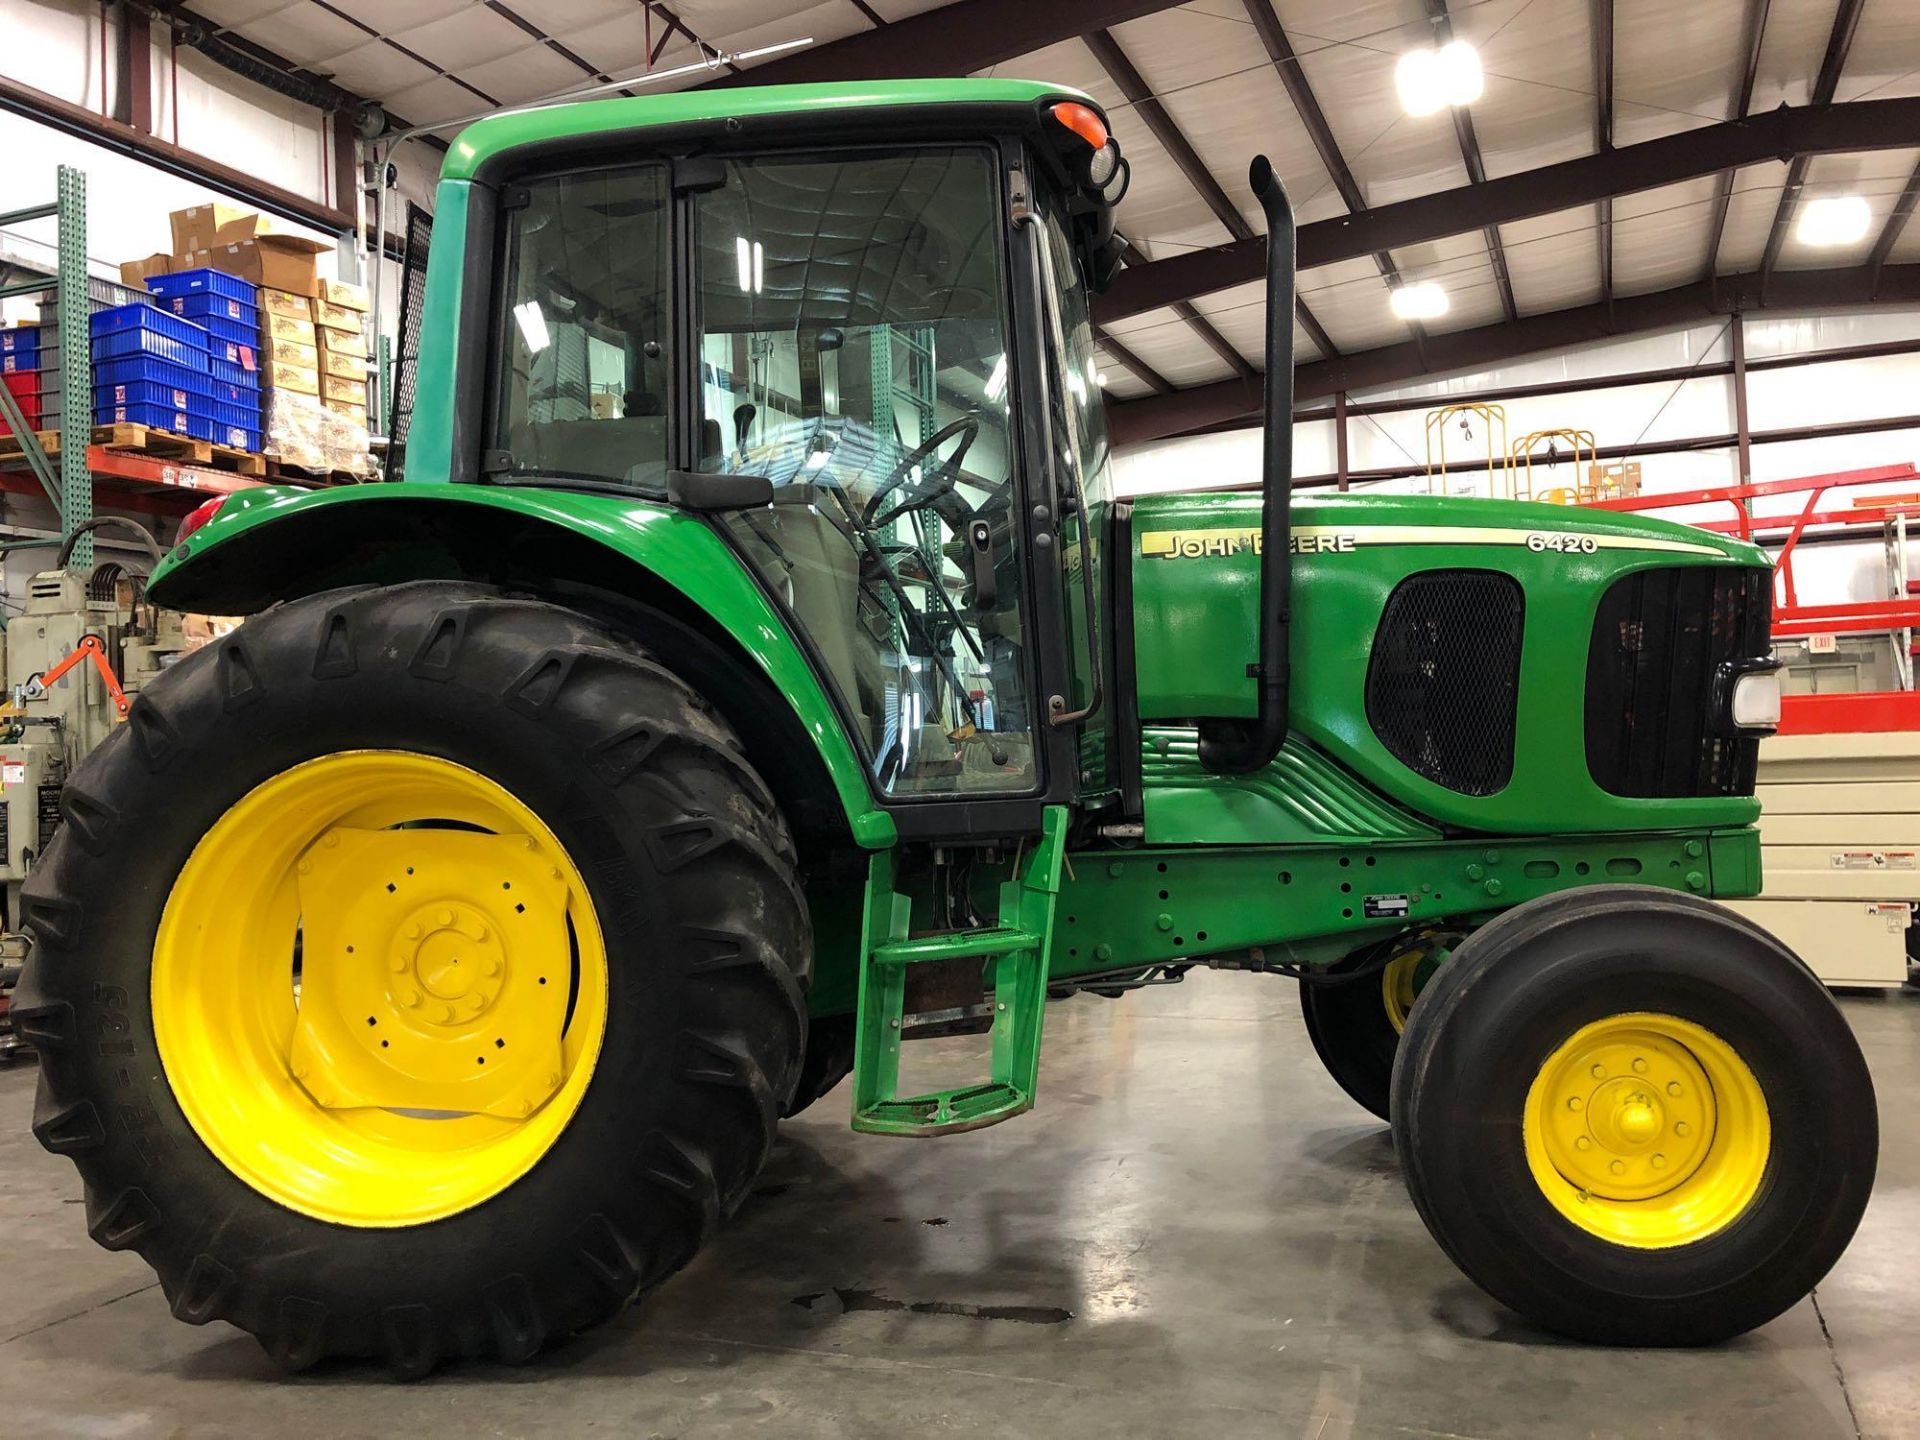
[1128,489,1773,838]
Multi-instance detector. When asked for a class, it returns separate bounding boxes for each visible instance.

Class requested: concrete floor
[2,971,1915,1439]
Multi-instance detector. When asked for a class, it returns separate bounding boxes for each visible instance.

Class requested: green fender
[149,482,897,848]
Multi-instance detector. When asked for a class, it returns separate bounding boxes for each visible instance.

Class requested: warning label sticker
[1831,851,1918,870]
[1869,902,1913,932]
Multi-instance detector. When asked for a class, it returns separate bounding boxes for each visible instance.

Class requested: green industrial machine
[14,80,1876,1375]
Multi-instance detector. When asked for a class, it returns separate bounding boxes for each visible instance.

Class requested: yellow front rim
[153,751,609,1227]
[1522,1012,1769,1249]
[1381,951,1422,1035]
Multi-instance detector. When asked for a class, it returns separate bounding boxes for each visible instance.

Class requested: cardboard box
[317,325,368,359]
[185,235,324,296]
[265,337,318,369]
[118,253,172,290]
[318,349,364,382]
[170,203,280,254]
[258,288,313,322]
[321,373,365,405]
[261,361,319,395]
[313,298,364,333]
[325,399,369,426]
[263,312,317,345]
[318,278,369,312]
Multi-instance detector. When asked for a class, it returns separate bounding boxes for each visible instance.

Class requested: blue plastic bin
[200,314,260,348]
[161,293,260,329]
[208,398,259,430]
[96,401,194,433]
[97,380,212,415]
[93,355,216,395]
[0,328,40,356]
[91,327,209,371]
[145,268,257,306]
[208,355,259,388]
[90,303,208,349]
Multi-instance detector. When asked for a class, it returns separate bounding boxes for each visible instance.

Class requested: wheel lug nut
[1652,1154,1667,1170]
[1609,1160,1626,1175]
[297,858,312,875]
[439,908,454,926]
[402,989,420,1007]
[1632,1057,1647,1073]
[1674,1122,1690,1137]
[1666,1082,1682,1096]
[1575,1137,1592,1151]
[1590,1064,1606,1079]
[323,831,340,848]
[404,922,421,939]
[390,956,408,973]
[1567,1097,1582,1111]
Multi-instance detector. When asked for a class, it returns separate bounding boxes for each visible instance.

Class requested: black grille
[1366,570,1525,796]
[387,202,433,471]
[1585,566,1772,798]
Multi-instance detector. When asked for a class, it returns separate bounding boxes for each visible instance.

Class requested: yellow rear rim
[153,751,609,1228]
[1381,951,1422,1035]
[1522,1012,1769,1248]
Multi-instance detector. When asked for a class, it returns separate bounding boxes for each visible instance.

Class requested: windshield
[487,163,671,489]
[694,148,1038,796]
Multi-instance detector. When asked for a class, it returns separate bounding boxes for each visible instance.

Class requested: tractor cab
[459,84,1134,828]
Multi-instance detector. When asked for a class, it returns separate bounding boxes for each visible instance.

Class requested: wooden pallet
[0,423,267,477]
[263,457,368,485]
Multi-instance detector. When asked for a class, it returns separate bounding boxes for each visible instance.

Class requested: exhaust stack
[1198,155,1296,774]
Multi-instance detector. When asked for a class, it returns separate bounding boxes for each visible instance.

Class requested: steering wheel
[862,416,979,528]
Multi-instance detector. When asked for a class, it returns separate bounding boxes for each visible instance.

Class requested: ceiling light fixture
[1395,41,1483,117]
[511,300,550,354]
[1797,195,1872,247]
[1389,282,1449,320]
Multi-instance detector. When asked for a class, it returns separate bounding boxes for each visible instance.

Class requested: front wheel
[13,583,809,1375]
[1391,886,1877,1346]
[1299,934,1450,1122]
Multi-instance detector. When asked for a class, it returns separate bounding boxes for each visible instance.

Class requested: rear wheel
[12,582,809,1374]
[1391,886,1876,1345]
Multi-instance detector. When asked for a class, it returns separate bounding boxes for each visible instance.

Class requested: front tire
[1299,938,1441,1122]
[13,582,809,1375]
[1391,885,1876,1346]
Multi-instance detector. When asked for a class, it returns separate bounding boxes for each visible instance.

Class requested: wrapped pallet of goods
[314,279,372,470]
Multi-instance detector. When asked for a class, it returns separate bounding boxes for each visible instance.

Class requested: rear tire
[783,1012,854,1117]
[12,582,809,1375]
[1391,885,1876,1345]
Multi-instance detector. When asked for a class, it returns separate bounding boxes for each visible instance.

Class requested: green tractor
[15,78,1876,1374]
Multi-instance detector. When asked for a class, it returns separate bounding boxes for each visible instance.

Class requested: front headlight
[1730,666,1784,730]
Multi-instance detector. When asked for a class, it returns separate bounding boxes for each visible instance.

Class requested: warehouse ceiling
[164,0,1920,441]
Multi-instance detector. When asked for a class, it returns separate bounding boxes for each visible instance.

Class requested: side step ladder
[851,807,1068,1136]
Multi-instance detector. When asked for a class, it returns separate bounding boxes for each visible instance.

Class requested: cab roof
[442,77,1100,183]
